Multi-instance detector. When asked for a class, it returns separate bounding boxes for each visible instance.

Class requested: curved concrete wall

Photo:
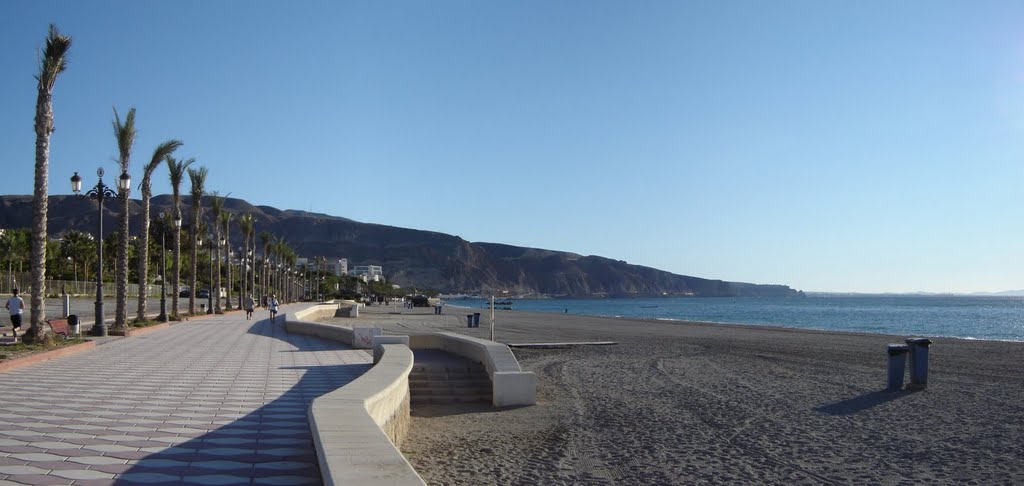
[286,313,425,485]
[407,332,536,407]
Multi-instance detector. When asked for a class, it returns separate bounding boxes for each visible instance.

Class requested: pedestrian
[243,294,255,320]
[5,288,24,339]
[268,294,279,323]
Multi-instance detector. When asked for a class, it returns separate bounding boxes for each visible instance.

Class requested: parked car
[196,288,211,299]
[179,289,190,298]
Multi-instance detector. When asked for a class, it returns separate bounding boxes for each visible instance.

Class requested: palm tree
[59,230,95,293]
[28,24,72,342]
[259,231,271,302]
[237,213,254,305]
[166,156,193,318]
[135,140,182,322]
[208,192,225,313]
[187,166,208,315]
[220,209,234,311]
[111,107,136,331]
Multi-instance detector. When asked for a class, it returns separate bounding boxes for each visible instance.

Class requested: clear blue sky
[2,1,1023,294]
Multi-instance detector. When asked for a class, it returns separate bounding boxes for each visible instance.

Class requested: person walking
[268,294,279,323]
[5,288,25,339]
[243,294,255,320]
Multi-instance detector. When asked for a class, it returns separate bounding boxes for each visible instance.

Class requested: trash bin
[466,315,474,328]
[67,314,80,336]
[905,338,933,387]
[886,344,909,390]
[473,312,481,327]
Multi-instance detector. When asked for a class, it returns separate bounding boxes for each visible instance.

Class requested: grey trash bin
[905,338,933,387]
[67,314,80,336]
[886,344,909,390]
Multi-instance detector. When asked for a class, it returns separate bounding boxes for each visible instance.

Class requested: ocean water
[445,295,1024,342]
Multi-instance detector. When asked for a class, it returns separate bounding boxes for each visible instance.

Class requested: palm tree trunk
[135,189,151,321]
[114,196,129,329]
[172,224,180,317]
[30,85,53,336]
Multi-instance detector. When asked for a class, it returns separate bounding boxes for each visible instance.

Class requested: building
[297,257,348,276]
[351,265,384,282]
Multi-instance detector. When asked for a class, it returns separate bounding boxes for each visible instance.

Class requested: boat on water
[640,305,659,309]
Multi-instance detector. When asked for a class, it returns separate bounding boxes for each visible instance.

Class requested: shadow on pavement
[111,318,370,485]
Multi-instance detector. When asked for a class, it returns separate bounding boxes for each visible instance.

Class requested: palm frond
[111,107,137,171]
[36,24,72,92]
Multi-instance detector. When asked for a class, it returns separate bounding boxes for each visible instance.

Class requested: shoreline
[441,303,1024,344]
[331,305,1024,485]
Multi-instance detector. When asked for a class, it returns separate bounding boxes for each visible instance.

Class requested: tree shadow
[110,318,371,485]
[815,388,921,416]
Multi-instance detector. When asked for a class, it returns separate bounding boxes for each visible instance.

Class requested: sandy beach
[327,304,1024,485]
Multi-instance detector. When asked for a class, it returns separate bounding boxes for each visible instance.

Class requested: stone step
[411,365,485,374]
[409,379,491,389]
[411,394,491,405]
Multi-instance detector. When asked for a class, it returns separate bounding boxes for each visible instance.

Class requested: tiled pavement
[0,306,372,485]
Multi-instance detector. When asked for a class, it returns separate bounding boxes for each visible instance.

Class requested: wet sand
[326,304,1024,485]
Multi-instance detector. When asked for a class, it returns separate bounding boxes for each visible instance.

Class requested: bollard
[473,312,481,327]
[905,338,933,387]
[62,294,71,318]
[886,344,909,390]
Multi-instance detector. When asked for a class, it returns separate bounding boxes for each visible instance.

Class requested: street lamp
[71,167,130,337]
[207,234,214,314]
[172,213,182,317]
[157,211,169,323]
[237,246,244,309]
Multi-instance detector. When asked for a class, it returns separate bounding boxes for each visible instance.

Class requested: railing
[0,274,165,298]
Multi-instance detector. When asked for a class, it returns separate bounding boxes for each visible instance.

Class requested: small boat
[639,305,659,309]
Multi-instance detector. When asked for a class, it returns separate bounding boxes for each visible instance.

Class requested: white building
[297,257,348,276]
[351,265,384,282]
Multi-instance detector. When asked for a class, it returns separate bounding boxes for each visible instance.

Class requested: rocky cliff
[0,195,802,298]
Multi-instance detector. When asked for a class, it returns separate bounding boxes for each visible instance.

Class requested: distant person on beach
[5,288,24,338]
[268,294,279,323]
[243,294,255,320]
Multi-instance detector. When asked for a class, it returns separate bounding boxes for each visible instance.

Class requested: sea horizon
[443,294,1024,343]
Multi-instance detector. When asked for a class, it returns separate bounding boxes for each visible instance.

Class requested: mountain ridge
[0,194,803,298]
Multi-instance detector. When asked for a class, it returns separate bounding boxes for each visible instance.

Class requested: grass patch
[0,338,87,362]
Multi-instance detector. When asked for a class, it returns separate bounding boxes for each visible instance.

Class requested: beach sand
[326,304,1024,485]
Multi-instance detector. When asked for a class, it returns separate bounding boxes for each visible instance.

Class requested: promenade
[0,304,372,485]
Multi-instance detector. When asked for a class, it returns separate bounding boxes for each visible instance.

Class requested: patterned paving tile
[0,308,369,485]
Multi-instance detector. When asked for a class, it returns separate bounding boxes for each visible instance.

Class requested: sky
[2,1,1024,294]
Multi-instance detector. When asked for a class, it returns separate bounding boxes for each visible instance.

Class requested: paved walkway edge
[288,308,426,486]
[0,339,96,373]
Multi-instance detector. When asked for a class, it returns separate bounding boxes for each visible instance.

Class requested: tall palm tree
[259,231,271,301]
[208,192,225,313]
[28,24,72,341]
[237,213,254,304]
[135,140,182,322]
[220,209,234,311]
[166,156,193,318]
[187,166,208,315]
[111,107,136,331]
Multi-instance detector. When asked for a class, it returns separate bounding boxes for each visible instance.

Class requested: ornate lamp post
[157,211,168,323]
[71,167,130,337]
[207,234,214,314]
[237,246,244,309]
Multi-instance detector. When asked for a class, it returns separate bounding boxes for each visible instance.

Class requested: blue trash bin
[467,315,474,328]
[886,344,909,390]
[905,338,933,387]
[473,313,481,327]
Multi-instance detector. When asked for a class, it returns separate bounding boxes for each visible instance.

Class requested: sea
[445,295,1024,342]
